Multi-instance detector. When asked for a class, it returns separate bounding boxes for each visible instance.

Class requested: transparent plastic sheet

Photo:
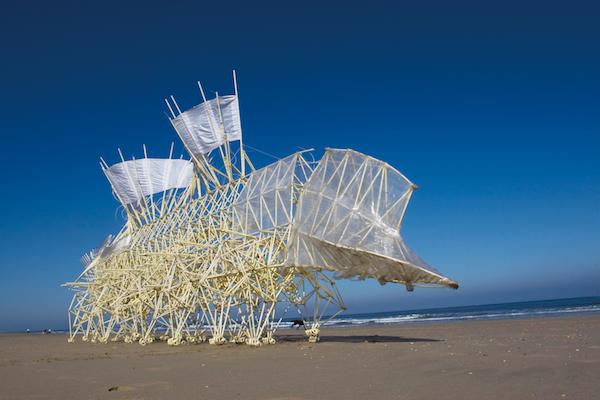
[287,148,457,288]
[171,95,242,156]
[97,233,131,259]
[104,159,194,205]
[231,152,311,235]
[79,232,131,271]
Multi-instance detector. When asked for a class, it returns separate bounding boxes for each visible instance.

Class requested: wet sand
[1,315,599,399]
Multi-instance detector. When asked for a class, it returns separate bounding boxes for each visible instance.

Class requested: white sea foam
[321,304,600,327]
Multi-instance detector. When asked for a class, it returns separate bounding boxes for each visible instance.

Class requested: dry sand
[1,315,599,400]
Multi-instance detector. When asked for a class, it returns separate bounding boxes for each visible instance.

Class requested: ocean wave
[321,304,600,327]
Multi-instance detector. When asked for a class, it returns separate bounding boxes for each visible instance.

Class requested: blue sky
[1,1,599,331]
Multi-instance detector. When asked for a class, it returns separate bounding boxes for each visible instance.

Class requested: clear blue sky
[1,1,599,331]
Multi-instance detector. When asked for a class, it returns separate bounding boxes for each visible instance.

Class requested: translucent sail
[104,158,194,205]
[171,95,242,156]
[287,149,458,288]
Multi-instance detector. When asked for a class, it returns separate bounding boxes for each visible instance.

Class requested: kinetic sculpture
[65,72,458,346]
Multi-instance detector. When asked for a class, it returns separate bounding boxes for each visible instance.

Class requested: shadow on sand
[278,334,441,343]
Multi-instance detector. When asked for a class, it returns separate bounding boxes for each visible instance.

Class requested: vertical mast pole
[142,144,156,219]
[170,95,182,114]
[215,91,233,181]
[164,99,176,119]
[128,153,150,225]
[233,70,245,177]
[159,143,173,217]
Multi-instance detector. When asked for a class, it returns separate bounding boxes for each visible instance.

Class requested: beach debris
[63,72,458,347]
[108,386,119,392]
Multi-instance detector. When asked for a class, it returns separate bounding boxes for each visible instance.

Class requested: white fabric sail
[171,95,242,156]
[104,158,194,205]
[287,149,458,288]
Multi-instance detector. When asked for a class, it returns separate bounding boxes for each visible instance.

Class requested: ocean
[315,296,600,327]
[42,296,600,334]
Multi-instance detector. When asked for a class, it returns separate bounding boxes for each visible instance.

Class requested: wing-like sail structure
[287,148,458,289]
[103,158,194,205]
[171,95,242,156]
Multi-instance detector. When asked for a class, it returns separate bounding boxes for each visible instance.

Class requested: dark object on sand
[291,319,305,329]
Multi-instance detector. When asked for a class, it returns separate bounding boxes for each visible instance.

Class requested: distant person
[26,329,30,334]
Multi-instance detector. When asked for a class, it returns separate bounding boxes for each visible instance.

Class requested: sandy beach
[1,315,599,400]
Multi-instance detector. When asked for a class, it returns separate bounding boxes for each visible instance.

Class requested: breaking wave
[319,297,600,327]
